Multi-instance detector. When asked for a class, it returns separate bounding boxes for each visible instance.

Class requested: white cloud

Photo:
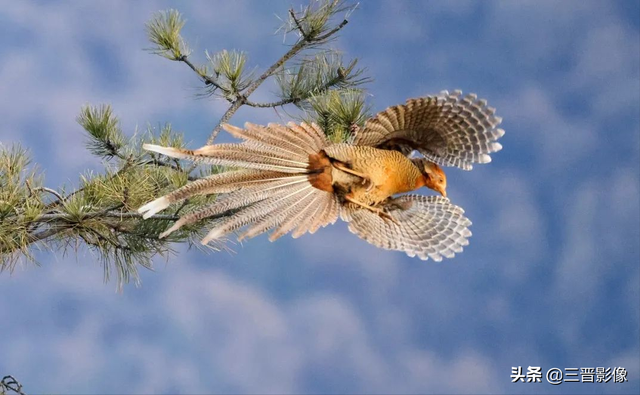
[554,180,600,299]
[550,168,639,355]
[0,257,507,394]
[112,339,201,394]
[400,350,497,393]
[555,169,639,300]
[573,24,639,86]
[498,86,599,170]
[451,167,547,284]
[488,1,616,61]
[163,269,300,393]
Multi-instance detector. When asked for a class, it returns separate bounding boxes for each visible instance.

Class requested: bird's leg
[333,162,368,179]
[333,162,373,190]
[344,196,398,224]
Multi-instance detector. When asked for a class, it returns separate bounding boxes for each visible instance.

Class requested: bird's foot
[334,162,371,184]
[345,195,398,224]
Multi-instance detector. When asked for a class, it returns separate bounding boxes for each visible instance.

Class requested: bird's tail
[138,122,340,243]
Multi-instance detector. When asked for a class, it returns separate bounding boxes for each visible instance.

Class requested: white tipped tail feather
[159,222,182,239]
[138,197,170,219]
[139,122,339,243]
[142,144,190,159]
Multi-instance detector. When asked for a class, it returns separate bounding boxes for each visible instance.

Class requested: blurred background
[0,1,638,393]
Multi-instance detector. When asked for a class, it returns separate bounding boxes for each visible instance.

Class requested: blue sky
[0,1,638,394]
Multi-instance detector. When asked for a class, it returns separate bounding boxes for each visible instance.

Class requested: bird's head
[414,159,447,197]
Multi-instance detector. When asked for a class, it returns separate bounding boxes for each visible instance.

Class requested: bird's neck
[414,174,428,190]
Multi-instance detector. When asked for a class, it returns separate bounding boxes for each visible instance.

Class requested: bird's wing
[352,90,504,170]
[341,194,472,261]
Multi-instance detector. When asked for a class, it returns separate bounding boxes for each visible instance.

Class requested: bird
[138,90,504,261]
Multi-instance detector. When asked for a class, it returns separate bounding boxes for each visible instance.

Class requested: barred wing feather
[353,90,504,170]
[342,195,472,261]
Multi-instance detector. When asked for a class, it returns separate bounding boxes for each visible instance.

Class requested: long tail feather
[141,120,339,243]
[285,122,328,151]
[291,198,323,238]
[308,192,339,234]
[262,123,319,155]
[201,185,314,245]
[158,178,309,238]
[142,144,191,159]
[243,122,312,155]
[240,189,316,241]
[222,123,310,160]
[267,123,321,153]
[143,143,309,173]
[269,191,320,241]
[137,170,286,219]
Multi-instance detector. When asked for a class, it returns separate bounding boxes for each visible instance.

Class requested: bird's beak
[436,185,447,198]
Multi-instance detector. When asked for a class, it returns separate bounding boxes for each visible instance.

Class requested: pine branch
[202,38,316,143]
[146,1,358,145]
[205,4,351,144]
[2,0,371,289]
[304,88,371,143]
[146,9,190,60]
[0,110,224,289]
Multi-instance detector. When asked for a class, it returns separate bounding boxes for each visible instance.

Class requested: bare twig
[26,226,70,245]
[244,70,350,108]
[315,19,349,42]
[207,40,307,144]
[31,211,179,223]
[178,40,351,110]
[289,9,309,40]
[140,158,198,181]
[207,99,247,143]
[33,187,65,202]
[174,199,189,216]
[1,376,27,395]
[178,55,229,95]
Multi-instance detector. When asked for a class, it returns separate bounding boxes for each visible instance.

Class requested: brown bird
[138,90,504,261]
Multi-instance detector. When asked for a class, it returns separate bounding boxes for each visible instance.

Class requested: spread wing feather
[342,195,472,261]
[353,90,504,170]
